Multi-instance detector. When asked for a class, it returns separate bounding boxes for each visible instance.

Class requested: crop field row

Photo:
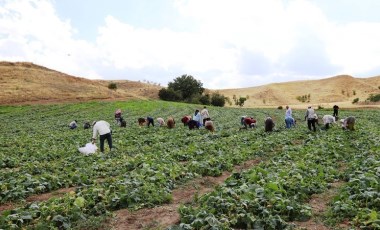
[0,101,379,229]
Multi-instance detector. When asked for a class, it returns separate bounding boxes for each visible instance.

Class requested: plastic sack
[78,143,98,155]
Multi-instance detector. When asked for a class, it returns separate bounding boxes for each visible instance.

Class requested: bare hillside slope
[0,62,161,104]
[219,75,380,108]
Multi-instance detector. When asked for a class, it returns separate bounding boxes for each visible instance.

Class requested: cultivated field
[0,101,379,229]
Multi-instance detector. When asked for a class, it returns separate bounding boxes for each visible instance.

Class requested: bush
[367,94,380,102]
[211,93,226,107]
[108,82,117,90]
[318,105,324,109]
[352,98,359,104]
[277,106,283,109]
[158,88,182,101]
[199,94,211,105]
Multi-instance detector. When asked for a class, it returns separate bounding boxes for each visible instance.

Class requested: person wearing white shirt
[92,120,112,153]
[305,106,316,132]
[322,115,336,130]
[200,106,210,126]
[193,109,202,127]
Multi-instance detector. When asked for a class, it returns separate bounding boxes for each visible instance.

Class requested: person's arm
[92,125,97,143]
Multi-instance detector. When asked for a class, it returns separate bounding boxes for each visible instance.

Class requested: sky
[1,0,380,89]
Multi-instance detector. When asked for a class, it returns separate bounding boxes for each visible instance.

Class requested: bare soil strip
[108,159,261,230]
[0,187,76,214]
[291,181,345,230]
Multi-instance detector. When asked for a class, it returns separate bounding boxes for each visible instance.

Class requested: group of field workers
[72,104,355,154]
[136,106,214,132]
[302,105,355,131]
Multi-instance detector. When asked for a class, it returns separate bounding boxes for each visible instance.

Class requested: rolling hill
[218,75,380,108]
[0,62,161,105]
[1,61,379,108]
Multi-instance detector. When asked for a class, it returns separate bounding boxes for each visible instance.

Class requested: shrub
[277,106,283,109]
[367,94,380,102]
[158,88,182,101]
[211,93,226,107]
[199,94,211,105]
[108,82,117,90]
[352,98,359,104]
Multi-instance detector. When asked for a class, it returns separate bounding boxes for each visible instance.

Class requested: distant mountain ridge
[0,61,379,107]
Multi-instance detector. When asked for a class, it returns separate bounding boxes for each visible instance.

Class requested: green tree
[167,74,204,101]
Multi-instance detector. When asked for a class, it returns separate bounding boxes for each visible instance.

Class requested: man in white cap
[92,120,112,153]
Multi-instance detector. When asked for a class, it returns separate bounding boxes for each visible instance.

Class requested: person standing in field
[92,120,112,153]
[333,105,339,118]
[200,106,210,126]
[285,106,294,128]
[305,106,317,132]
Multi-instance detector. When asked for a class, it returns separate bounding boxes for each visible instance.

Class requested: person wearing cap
[92,120,112,153]
[305,106,317,132]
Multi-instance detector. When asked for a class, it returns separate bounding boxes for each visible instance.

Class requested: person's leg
[285,119,290,128]
[307,120,312,131]
[312,119,316,132]
[105,133,112,150]
[99,134,105,152]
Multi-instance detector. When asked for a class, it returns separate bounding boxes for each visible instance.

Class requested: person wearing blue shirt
[285,106,294,128]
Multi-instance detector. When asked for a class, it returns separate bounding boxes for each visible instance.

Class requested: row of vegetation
[0,101,379,229]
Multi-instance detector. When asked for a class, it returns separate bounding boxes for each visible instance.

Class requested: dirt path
[0,187,76,214]
[291,181,345,230]
[108,159,261,230]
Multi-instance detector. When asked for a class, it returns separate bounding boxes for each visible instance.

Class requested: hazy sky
[1,0,380,89]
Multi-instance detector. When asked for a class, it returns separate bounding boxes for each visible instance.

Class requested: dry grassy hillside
[219,75,380,109]
[1,61,379,108]
[0,62,161,105]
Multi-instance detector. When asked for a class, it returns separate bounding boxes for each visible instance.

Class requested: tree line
[158,74,226,107]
